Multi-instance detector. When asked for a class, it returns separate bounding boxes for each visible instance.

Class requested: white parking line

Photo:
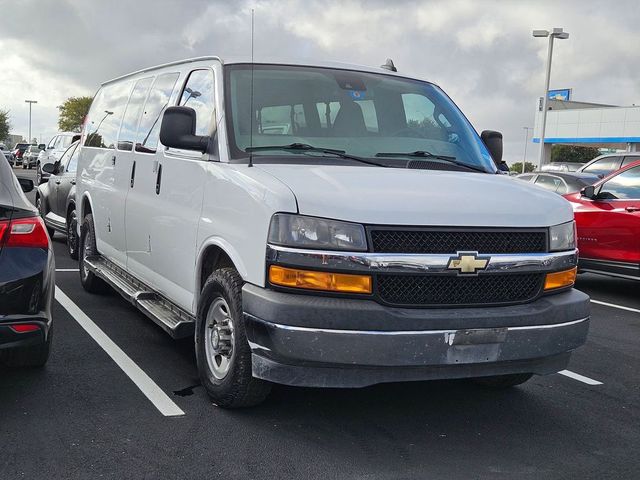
[591,299,640,314]
[558,370,603,385]
[55,269,79,272]
[54,287,185,417]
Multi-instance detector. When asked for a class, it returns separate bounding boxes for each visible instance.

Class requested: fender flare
[194,236,249,309]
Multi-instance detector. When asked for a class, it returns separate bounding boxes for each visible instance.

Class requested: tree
[551,145,600,164]
[510,161,536,173]
[57,96,93,132]
[0,109,11,142]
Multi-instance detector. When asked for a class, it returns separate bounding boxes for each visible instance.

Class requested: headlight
[549,221,576,251]
[268,214,367,251]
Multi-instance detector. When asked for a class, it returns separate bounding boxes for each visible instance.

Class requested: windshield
[224,64,495,171]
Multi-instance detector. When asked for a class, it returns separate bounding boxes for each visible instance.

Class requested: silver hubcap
[204,297,235,380]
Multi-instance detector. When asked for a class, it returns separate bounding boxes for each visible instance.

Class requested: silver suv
[36,132,80,183]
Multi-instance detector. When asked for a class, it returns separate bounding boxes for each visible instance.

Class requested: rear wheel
[2,328,52,367]
[67,208,79,260]
[196,267,271,408]
[472,373,533,388]
[79,213,109,293]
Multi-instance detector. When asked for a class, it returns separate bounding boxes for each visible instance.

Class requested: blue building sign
[548,88,572,101]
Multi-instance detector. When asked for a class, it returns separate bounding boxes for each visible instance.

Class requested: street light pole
[522,127,533,173]
[24,99,38,143]
[533,28,569,170]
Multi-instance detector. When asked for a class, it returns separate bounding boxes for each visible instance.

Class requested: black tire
[28,164,33,169]
[79,213,109,293]
[196,267,271,408]
[472,373,533,388]
[67,208,79,260]
[3,328,52,367]
[35,195,55,238]
[22,163,26,169]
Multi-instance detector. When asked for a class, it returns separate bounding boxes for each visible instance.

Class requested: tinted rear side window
[622,156,640,168]
[136,73,180,153]
[85,81,133,149]
[118,77,154,151]
[582,156,621,176]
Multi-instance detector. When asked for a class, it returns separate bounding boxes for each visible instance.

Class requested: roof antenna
[380,58,397,72]
[248,8,255,168]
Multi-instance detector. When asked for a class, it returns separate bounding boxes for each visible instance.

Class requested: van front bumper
[243,285,590,388]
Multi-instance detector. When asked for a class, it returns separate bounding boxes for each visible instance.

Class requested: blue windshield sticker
[348,90,365,100]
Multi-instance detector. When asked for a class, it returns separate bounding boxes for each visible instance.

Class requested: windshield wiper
[245,143,387,167]
[374,150,487,173]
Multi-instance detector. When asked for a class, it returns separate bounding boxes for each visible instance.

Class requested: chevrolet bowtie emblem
[447,252,489,274]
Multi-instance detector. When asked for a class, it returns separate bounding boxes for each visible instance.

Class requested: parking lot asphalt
[1,167,638,479]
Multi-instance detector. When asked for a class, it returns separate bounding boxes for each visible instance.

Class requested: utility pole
[522,127,533,173]
[532,28,569,169]
[25,99,38,144]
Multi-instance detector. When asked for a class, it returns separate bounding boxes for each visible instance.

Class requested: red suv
[565,160,640,280]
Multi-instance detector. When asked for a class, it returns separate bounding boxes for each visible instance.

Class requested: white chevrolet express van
[76,56,589,407]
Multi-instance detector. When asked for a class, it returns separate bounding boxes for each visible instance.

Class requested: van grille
[369,229,547,254]
[376,273,544,307]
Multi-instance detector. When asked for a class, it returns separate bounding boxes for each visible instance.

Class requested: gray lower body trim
[243,286,590,388]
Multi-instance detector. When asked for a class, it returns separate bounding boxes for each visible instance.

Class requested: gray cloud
[1,0,640,163]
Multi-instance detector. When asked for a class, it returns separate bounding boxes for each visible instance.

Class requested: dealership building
[532,91,640,164]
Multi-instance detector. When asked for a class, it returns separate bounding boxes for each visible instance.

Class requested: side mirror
[159,106,209,153]
[581,185,596,199]
[38,144,46,150]
[481,130,503,164]
[42,163,57,174]
[17,177,34,193]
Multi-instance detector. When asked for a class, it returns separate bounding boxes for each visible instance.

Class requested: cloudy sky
[1,0,639,164]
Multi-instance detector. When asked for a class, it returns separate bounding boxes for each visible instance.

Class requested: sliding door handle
[155,164,162,195]
[130,161,136,188]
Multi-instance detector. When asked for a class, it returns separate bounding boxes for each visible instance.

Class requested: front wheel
[471,373,533,388]
[67,208,79,260]
[196,268,271,408]
[79,213,109,293]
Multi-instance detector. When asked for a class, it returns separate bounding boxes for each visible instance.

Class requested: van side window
[85,81,133,149]
[179,69,215,137]
[66,144,80,173]
[118,77,154,151]
[136,73,180,153]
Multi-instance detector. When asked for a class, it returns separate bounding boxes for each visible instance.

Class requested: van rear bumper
[242,285,590,388]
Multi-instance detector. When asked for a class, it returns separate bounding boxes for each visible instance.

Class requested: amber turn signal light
[544,267,577,291]
[269,265,372,294]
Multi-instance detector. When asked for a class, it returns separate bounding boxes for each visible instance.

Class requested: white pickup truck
[76,57,589,407]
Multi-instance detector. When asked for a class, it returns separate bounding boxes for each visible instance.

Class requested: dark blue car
[0,151,54,367]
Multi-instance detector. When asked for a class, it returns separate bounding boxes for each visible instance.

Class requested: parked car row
[516,162,640,280]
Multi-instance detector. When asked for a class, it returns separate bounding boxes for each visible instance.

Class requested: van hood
[255,164,573,227]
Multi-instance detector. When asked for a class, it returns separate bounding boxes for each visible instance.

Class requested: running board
[84,256,195,339]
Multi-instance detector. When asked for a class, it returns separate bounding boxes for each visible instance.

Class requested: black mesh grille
[370,229,547,254]
[377,273,544,307]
